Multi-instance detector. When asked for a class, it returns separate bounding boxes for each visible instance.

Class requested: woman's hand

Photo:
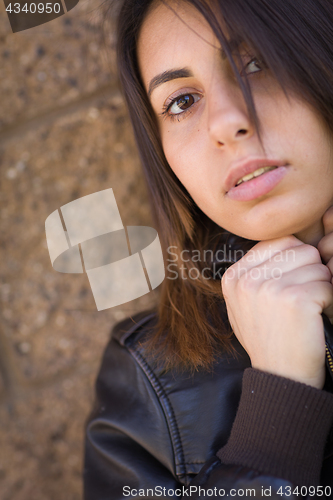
[221,236,333,389]
[318,205,333,324]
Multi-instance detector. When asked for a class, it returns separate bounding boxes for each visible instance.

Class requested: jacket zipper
[326,344,333,375]
[323,313,333,376]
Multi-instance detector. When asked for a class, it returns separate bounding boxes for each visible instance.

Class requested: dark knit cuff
[217,368,333,487]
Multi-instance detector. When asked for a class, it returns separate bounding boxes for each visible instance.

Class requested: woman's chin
[229,226,296,242]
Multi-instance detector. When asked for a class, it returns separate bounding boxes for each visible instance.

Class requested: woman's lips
[226,165,288,201]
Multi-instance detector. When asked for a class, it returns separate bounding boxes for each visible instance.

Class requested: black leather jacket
[84,309,333,500]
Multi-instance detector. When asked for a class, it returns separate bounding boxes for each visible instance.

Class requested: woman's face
[137,1,333,245]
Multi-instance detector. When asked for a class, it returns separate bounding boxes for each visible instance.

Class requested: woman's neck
[294,219,325,247]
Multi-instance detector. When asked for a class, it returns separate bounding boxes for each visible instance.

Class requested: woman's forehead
[138,1,218,46]
[137,1,225,84]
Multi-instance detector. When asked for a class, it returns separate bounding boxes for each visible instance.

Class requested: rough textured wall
[0,2,158,498]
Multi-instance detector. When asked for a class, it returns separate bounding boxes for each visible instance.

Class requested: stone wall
[0,2,158,498]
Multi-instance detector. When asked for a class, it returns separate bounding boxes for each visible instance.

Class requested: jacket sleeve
[84,320,333,500]
[188,368,333,499]
[190,316,333,498]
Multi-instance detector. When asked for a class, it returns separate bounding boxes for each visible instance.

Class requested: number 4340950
[6,3,61,14]
[277,485,332,497]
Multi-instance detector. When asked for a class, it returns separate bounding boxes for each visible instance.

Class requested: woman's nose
[207,84,255,148]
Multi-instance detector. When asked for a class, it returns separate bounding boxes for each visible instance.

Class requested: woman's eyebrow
[147,68,193,99]
[146,39,243,99]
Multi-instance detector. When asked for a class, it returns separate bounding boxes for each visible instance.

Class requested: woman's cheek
[164,135,193,176]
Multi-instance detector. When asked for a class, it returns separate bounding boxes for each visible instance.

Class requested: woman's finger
[317,232,333,264]
[327,256,333,277]
[322,205,333,236]
[222,236,302,285]
[259,263,332,293]
[223,239,321,285]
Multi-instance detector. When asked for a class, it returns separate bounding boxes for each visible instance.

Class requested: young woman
[84,0,333,498]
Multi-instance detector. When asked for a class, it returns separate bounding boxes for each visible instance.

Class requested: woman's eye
[162,93,202,120]
[242,57,265,75]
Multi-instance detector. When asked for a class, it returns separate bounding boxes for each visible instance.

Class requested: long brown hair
[103,0,333,372]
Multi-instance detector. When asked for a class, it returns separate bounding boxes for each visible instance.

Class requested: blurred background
[0,1,158,498]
